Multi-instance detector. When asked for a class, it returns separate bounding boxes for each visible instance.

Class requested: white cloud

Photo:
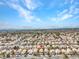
[64,0,74,4]
[60,14,73,20]
[50,18,57,21]
[57,9,68,16]
[8,3,32,22]
[70,0,74,4]
[0,22,12,29]
[0,2,4,5]
[72,16,79,20]
[51,14,73,21]
[68,5,79,15]
[49,0,78,21]
[0,21,34,29]
[2,0,42,23]
[24,0,37,10]
[51,2,79,21]
[69,5,75,14]
[73,8,79,15]
[36,18,41,22]
[24,0,42,10]
[51,8,73,21]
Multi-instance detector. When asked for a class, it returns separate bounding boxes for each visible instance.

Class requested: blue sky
[0,0,79,29]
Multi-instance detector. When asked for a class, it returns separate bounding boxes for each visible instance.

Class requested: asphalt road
[4,55,79,59]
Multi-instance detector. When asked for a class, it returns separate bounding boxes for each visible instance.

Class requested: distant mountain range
[0,28,79,32]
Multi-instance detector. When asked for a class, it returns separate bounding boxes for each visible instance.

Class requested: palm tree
[77,40,79,45]
[24,49,28,57]
[62,54,69,59]
[11,50,15,57]
[1,52,6,58]
[6,53,10,58]
[31,57,36,59]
